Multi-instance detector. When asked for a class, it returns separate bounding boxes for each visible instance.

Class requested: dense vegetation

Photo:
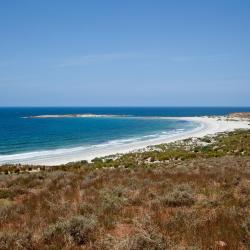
[0,130,250,249]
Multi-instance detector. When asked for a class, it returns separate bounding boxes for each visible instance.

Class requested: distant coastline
[23,114,128,119]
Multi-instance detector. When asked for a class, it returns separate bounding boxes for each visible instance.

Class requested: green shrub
[201,137,212,143]
[44,215,97,246]
[43,220,69,243]
[67,215,97,245]
[163,184,196,207]
[99,187,126,211]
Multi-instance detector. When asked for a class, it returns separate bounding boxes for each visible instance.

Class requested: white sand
[0,116,249,166]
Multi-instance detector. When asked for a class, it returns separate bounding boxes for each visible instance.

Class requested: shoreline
[0,116,249,166]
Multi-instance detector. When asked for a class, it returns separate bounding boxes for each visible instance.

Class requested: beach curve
[0,116,249,166]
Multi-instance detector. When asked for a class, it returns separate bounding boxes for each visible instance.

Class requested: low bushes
[43,215,97,246]
[0,231,34,250]
[120,216,167,250]
[162,184,196,207]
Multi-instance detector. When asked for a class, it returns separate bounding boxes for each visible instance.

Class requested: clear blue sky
[0,0,249,106]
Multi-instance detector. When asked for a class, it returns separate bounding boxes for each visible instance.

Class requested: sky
[0,0,249,106]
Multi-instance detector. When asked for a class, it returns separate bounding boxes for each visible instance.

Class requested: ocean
[0,107,250,165]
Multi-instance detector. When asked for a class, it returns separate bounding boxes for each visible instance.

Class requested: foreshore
[1,115,249,166]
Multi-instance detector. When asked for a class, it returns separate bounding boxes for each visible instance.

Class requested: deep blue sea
[0,107,250,164]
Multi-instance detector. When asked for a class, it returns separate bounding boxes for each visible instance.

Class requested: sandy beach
[1,116,249,166]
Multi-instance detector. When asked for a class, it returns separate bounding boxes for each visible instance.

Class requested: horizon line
[1,106,250,108]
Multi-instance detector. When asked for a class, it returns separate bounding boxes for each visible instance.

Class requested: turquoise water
[0,107,249,164]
